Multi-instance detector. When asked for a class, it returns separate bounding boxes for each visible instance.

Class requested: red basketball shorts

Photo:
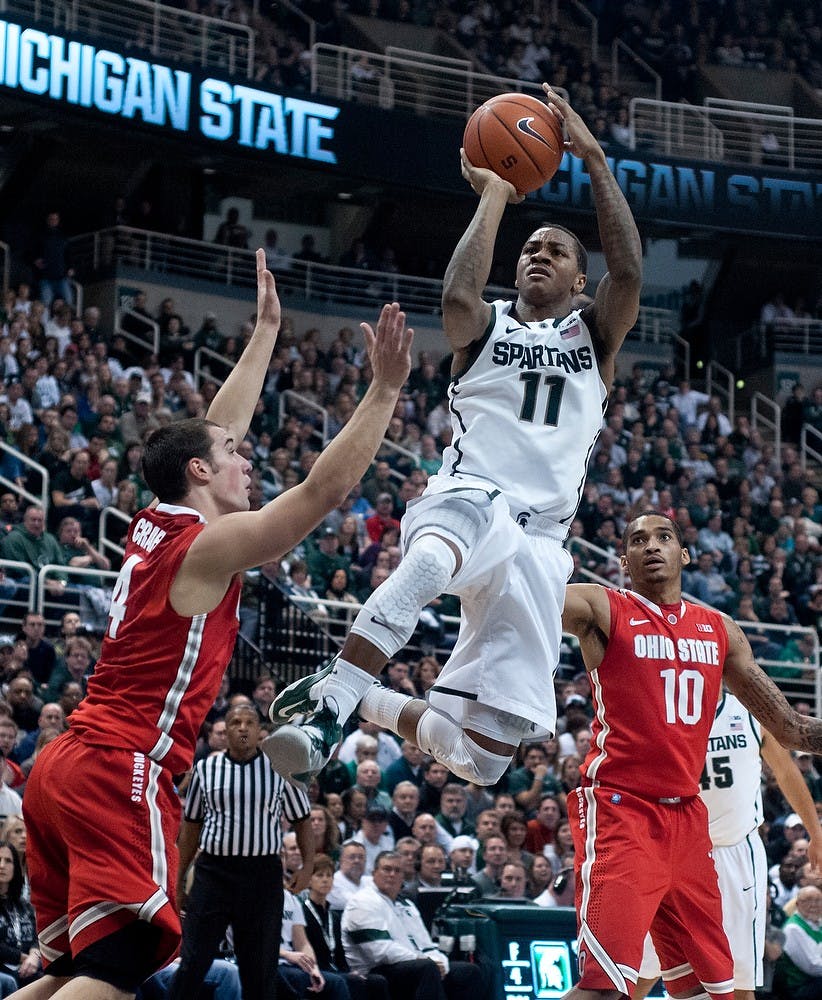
[23,730,182,972]
[570,783,734,999]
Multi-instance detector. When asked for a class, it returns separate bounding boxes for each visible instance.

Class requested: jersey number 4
[107,553,143,639]
[518,372,566,425]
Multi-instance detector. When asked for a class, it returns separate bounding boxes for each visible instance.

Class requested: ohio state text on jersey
[582,589,729,799]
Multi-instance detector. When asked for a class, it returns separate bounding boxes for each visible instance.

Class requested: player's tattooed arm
[723,616,822,753]
[441,152,512,351]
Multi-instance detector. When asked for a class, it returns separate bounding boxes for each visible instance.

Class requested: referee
[168,702,314,1000]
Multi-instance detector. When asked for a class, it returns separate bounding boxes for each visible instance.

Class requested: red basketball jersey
[70,503,241,775]
[581,588,728,799]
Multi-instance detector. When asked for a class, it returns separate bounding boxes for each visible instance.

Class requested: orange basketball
[462,93,564,195]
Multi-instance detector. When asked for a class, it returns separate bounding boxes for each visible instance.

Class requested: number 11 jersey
[437,301,607,524]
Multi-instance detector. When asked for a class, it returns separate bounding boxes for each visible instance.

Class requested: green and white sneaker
[262,699,343,788]
[269,653,340,726]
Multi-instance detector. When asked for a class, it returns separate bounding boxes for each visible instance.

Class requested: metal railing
[611,38,662,102]
[7,0,255,78]
[0,442,49,510]
[287,578,821,714]
[570,0,598,60]
[279,390,329,446]
[98,506,131,565]
[0,560,36,625]
[311,43,567,119]
[0,241,9,298]
[69,227,680,347]
[115,307,159,359]
[800,425,822,474]
[706,361,736,426]
[194,346,234,390]
[566,536,627,589]
[738,620,821,714]
[765,318,822,356]
[751,391,782,467]
[630,98,822,171]
[630,98,724,160]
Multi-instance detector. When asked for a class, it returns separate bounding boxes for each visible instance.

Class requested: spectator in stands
[5,670,42,734]
[302,854,390,1000]
[327,840,371,911]
[33,211,73,308]
[383,740,426,795]
[44,634,94,704]
[524,793,562,856]
[294,235,323,265]
[214,206,249,249]
[507,744,562,818]
[472,833,507,898]
[342,850,484,999]
[386,781,419,842]
[118,391,161,444]
[1,505,67,599]
[435,784,473,840]
[48,448,101,539]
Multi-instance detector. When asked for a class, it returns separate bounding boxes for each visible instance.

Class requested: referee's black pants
[168,852,284,1000]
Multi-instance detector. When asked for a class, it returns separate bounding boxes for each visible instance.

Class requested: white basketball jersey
[436,301,607,524]
[700,691,763,846]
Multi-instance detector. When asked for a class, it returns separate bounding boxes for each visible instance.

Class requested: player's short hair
[142,418,218,503]
[533,223,588,275]
[621,512,684,548]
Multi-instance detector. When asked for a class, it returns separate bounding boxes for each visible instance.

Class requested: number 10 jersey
[437,300,607,524]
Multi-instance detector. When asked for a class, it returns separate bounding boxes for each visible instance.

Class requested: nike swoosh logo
[371,615,393,630]
[506,323,525,334]
[516,116,552,147]
[629,618,650,626]
[742,885,754,892]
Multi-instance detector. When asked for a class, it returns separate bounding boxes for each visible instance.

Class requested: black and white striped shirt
[184,750,310,857]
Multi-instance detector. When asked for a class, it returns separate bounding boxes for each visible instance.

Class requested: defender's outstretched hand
[542,84,602,162]
[459,148,524,204]
[360,302,413,391]
[255,247,281,335]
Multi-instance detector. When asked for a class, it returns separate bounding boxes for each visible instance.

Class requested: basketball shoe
[268,653,339,726]
[262,698,343,788]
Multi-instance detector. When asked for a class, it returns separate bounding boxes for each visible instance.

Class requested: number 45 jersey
[581,589,729,800]
[437,302,607,524]
[701,691,764,846]
[69,503,241,775]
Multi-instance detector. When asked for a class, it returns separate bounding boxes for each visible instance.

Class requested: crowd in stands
[0,254,819,993]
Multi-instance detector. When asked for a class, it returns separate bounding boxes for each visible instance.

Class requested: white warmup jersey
[436,301,607,523]
[641,690,768,990]
[701,691,763,846]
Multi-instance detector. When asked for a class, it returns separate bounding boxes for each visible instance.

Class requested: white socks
[359,684,411,734]
[321,657,378,725]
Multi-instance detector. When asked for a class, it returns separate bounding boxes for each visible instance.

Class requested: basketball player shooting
[264,84,643,789]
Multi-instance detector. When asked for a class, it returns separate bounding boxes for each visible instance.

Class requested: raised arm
[543,86,642,367]
[441,153,521,353]
[761,729,822,871]
[182,302,413,590]
[722,616,822,753]
[205,248,280,445]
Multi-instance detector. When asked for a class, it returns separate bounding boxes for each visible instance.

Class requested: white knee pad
[350,534,456,658]
[405,494,487,553]
[415,709,513,786]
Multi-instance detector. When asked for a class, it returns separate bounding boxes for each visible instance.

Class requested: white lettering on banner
[0,19,339,163]
[0,22,191,129]
[200,80,339,161]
